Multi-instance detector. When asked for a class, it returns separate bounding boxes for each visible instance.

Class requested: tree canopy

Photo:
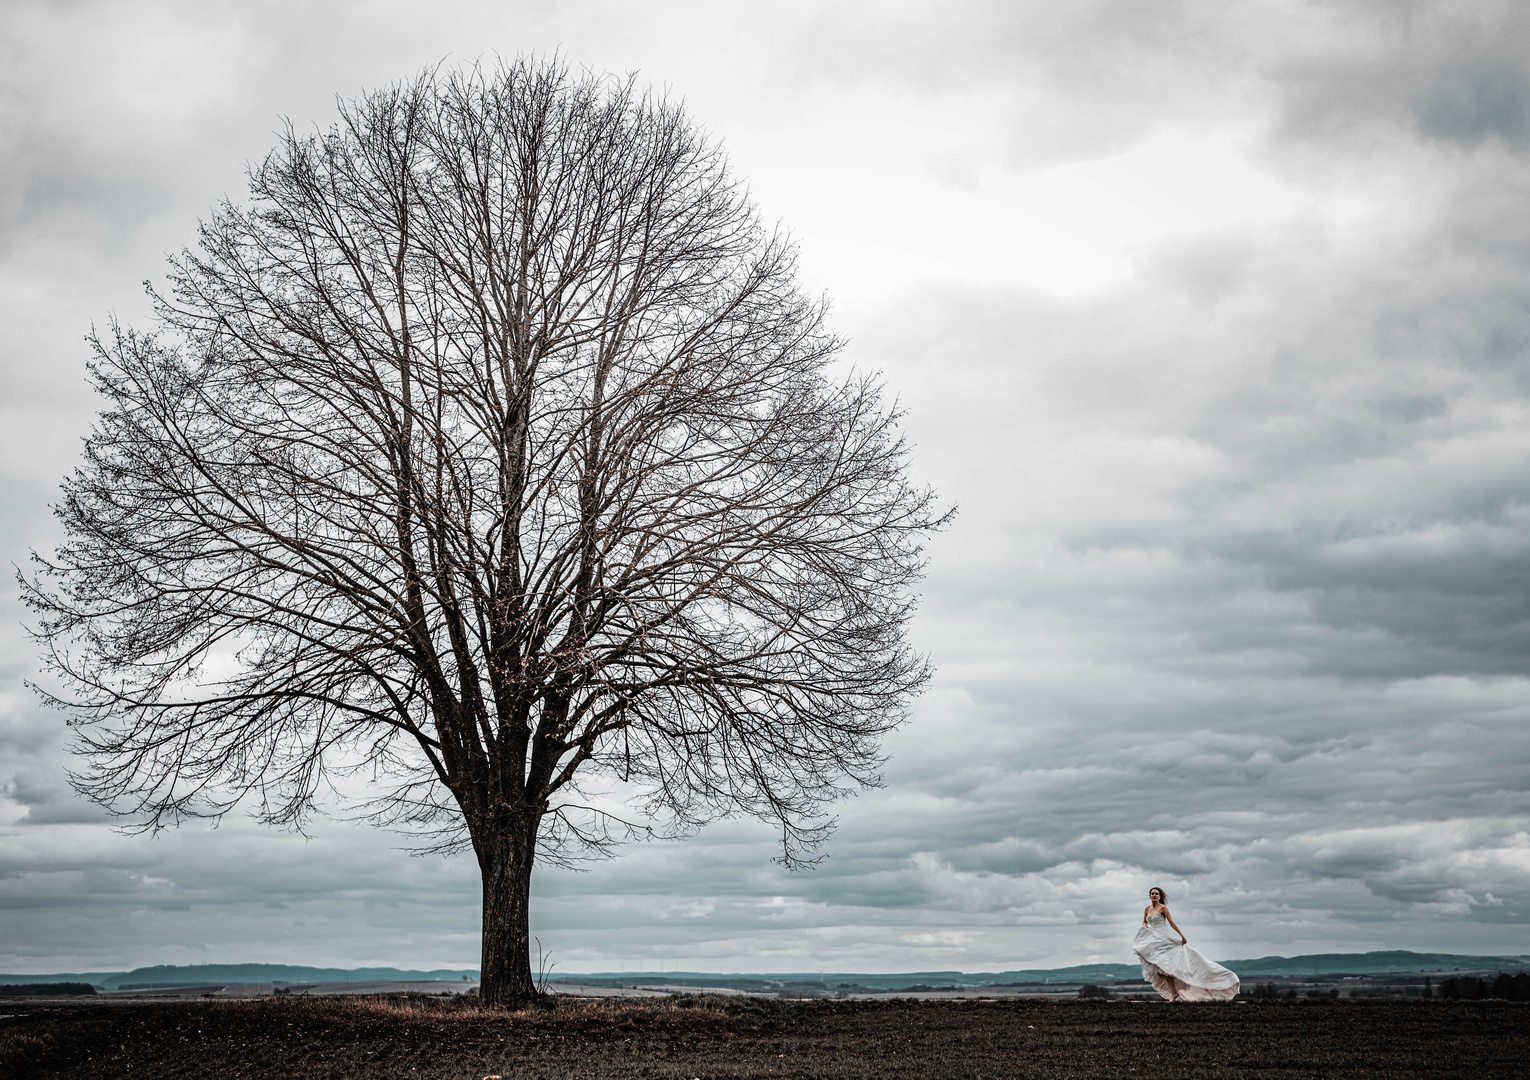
[25,58,947,1001]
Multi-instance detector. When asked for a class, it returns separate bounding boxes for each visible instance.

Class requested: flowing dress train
[1131,913,1240,1001]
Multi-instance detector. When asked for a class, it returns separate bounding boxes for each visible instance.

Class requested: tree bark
[477,823,539,1005]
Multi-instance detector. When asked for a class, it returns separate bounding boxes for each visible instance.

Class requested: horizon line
[6,947,1530,981]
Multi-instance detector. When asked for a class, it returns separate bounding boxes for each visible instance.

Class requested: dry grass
[2,992,1527,1078]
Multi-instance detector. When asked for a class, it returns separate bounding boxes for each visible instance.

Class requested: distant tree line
[1441,973,1530,1001]
[1246,973,1530,1001]
[1247,983,1341,999]
[1248,983,1295,999]
[0,983,97,997]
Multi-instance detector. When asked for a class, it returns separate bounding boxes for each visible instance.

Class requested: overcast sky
[5,0,1530,976]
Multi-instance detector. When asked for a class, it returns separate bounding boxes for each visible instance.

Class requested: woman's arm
[1143,906,1152,926]
[1164,909,1188,944]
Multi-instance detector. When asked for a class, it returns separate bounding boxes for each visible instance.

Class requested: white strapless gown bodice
[1131,913,1239,1001]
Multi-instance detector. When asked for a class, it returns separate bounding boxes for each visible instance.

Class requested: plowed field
[2,993,1525,1078]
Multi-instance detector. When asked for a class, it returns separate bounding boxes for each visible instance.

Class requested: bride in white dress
[1131,887,1240,1001]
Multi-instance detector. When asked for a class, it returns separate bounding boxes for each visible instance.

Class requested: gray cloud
[1415,64,1530,146]
[1,771,105,826]
[2,0,1530,976]
[1262,2,1530,148]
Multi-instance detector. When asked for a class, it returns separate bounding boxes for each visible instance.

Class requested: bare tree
[23,58,947,1004]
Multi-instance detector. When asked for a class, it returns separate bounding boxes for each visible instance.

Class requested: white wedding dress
[1131,912,1240,1001]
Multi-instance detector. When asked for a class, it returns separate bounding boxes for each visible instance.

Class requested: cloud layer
[3,0,1530,973]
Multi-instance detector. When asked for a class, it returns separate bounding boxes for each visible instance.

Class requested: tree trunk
[477,827,538,1005]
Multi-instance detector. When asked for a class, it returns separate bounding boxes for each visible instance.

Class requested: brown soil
[1,993,1525,1078]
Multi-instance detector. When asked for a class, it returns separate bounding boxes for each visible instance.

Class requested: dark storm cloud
[1155,163,1530,681]
[1,771,106,826]
[1265,2,1530,148]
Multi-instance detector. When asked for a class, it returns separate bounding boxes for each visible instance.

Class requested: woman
[1131,887,1240,1001]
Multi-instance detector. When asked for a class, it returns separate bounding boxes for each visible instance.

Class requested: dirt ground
[1,993,1526,1079]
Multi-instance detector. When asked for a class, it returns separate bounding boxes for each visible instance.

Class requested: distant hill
[553,951,1530,991]
[0,964,479,989]
[1223,951,1530,977]
[3,950,1526,991]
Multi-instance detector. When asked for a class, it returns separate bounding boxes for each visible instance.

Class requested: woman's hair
[1148,886,1168,902]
